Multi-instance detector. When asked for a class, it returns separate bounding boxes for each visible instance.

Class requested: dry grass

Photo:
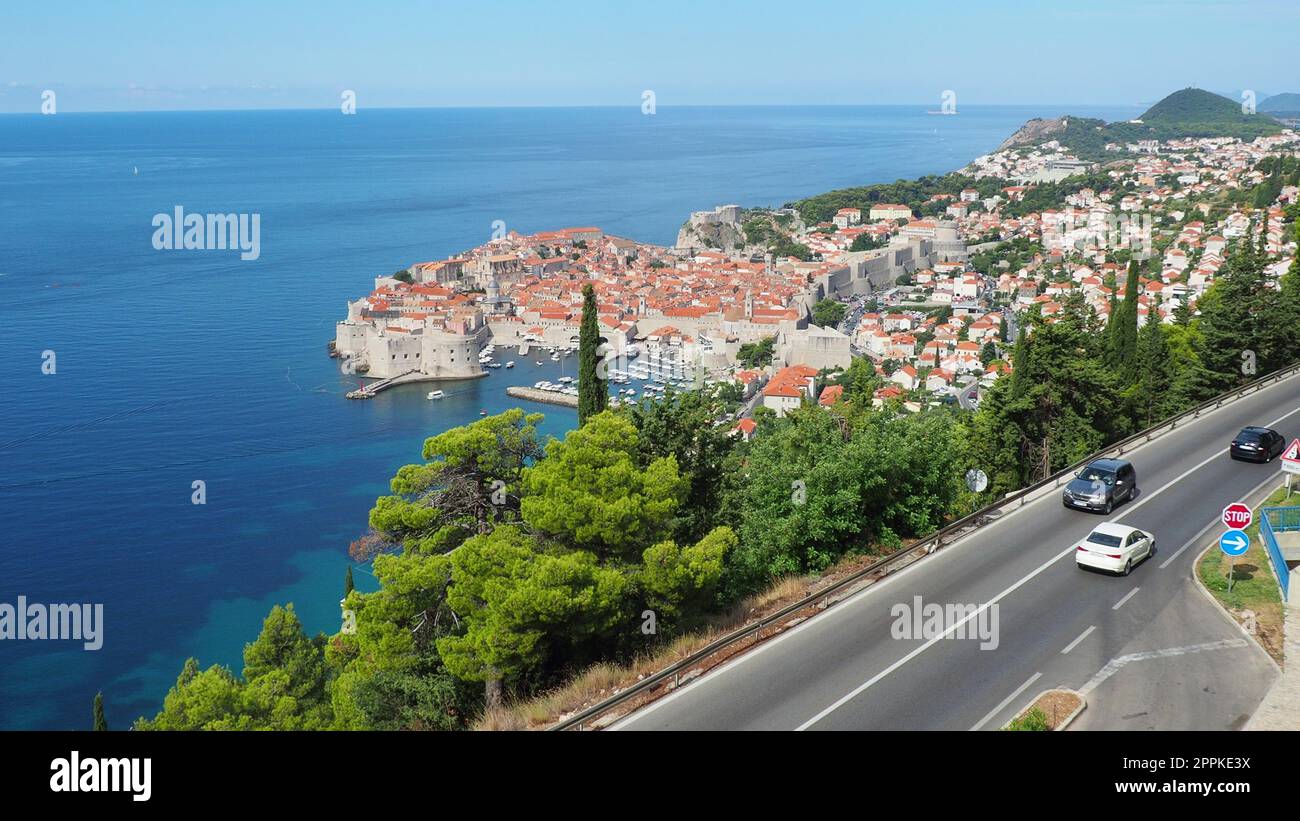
[471,568,842,730]
[1005,690,1084,730]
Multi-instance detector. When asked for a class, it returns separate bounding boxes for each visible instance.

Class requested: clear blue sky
[1,0,1295,112]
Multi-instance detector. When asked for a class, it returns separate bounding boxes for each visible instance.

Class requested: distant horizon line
[0,101,1150,117]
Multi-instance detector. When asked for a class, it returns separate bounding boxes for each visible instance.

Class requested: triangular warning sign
[1284,438,1300,464]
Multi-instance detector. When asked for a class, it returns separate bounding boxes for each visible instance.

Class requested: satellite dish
[965,468,989,493]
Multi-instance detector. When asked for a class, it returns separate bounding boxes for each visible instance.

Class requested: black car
[1230,426,1286,463]
[1062,458,1137,514]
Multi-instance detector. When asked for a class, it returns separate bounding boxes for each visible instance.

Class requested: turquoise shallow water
[0,103,1137,729]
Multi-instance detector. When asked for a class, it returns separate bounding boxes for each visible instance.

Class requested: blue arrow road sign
[1220,529,1250,556]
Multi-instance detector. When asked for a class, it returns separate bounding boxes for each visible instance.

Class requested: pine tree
[577,283,607,425]
[1195,225,1271,389]
[93,692,108,731]
[1131,304,1175,428]
[980,340,998,367]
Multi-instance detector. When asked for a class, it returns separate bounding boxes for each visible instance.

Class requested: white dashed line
[1061,625,1096,654]
[1112,587,1140,610]
[970,672,1042,731]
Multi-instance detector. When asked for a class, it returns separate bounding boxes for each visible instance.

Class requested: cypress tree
[1108,260,1141,381]
[577,283,607,425]
[344,565,354,597]
[1101,269,1119,355]
[93,692,108,731]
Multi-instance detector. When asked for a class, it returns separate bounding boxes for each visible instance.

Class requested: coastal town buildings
[336,126,1298,414]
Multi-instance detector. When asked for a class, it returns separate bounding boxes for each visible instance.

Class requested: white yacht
[427,390,445,400]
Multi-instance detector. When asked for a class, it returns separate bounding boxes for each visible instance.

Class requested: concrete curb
[1002,688,1086,731]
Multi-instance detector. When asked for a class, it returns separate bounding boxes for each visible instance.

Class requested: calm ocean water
[0,104,1136,729]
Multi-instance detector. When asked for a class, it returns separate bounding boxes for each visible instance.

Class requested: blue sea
[0,104,1137,729]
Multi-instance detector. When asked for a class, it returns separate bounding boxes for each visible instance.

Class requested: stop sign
[1222,503,1253,530]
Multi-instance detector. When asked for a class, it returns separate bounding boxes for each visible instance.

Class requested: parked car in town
[1061,458,1137,514]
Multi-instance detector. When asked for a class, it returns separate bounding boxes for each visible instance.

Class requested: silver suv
[1062,458,1137,514]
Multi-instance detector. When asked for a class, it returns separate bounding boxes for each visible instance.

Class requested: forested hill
[1261,93,1300,117]
[997,88,1284,159]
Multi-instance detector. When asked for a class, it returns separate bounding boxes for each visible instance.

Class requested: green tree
[140,605,331,730]
[849,234,884,252]
[577,283,608,424]
[980,340,998,367]
[436,525,627,709]
[368,408,544,556]
[1194,226,1276,389]
[521,412,685,561]
[721,407,966,594]
[344,565,354,597]
[1130,313,1177,428]
[136,659,252,730]
[831,357,880,403]
[327,546,464,729]
[811,298,847,327]
[737,337,776,369]
[624,389,736,543]
[1106,260,1141,380]
[972,313,1121,489]
[93,692,108,731]
[639,526,734,632]
[239,604,331,729]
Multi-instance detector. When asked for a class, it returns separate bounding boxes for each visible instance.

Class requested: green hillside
[1107,88,1281,142]
[1140,87,1242,123]
[1260,92,1300,116]
[1025,88,1287,160]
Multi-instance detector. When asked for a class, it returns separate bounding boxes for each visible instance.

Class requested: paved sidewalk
[1247,568,1299,730]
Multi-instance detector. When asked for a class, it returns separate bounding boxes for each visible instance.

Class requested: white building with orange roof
[870,203,913,221]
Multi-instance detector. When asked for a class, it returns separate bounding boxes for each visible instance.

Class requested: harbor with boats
[346,332,716,409]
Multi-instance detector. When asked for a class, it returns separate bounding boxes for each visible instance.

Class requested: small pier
[506,386,579,408]
[345,370,422,399]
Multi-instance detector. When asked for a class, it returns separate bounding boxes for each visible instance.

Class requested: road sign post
[1282,440,1300,498]
[1220,529,1251,594]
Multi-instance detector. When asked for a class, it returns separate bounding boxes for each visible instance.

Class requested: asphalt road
[616,373,1300,731]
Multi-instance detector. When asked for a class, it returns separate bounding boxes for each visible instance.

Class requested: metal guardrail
[551,362,1300,730]
[1261,506,1298,602]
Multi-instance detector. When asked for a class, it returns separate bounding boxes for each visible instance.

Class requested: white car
[1075,523,1155,576]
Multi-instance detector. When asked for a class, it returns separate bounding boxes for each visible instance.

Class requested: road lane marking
[1100,403,1298,527]
[1079,639,1250,694]
[1159,469,1284,569]
[795,402,1300,731]
[970,672,1042,731]
[1061,625,1095,654]
[622,383,1300,731]
[794,545,1076,731]
[1112,588,1140,610]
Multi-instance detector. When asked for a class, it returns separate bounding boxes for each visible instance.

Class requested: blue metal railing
[1260,506,1298,602]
